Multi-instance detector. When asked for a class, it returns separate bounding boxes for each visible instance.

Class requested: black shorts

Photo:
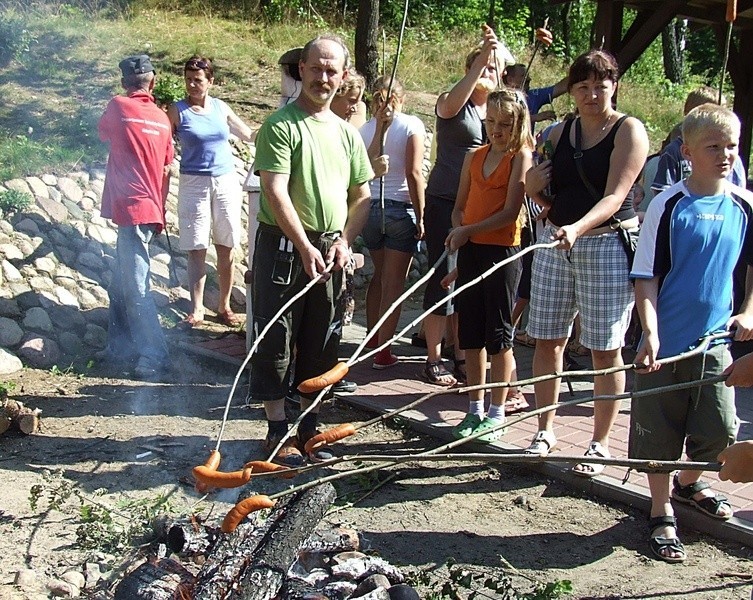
[422,194,455,316]
[456,242,521,353]
[248,224,343,401]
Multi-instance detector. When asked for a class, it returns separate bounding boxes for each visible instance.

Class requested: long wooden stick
[379,0,410,234]
[267,247,449,460]
[250,372,727,480]
[214,263,334,452]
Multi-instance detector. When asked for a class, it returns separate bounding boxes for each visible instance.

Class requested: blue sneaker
[452,413,482,439]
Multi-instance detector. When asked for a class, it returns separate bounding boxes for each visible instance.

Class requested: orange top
[462,145,521,246]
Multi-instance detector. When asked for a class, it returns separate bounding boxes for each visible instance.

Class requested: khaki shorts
[177,172,242,250]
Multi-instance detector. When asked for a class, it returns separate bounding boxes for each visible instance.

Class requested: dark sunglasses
[186,59,209,70]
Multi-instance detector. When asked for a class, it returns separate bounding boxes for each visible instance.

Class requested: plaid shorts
[527,225,634,351]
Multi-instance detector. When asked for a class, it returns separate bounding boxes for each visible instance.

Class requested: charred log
[194,483,336,600]
[113,557,195,600]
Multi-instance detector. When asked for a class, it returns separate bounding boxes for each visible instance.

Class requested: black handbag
[572,117,639,270]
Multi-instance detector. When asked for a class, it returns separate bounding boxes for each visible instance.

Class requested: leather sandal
[573,441,610,478]
[420,360,456,387]
[672,473,732,520]
[524,430,557,456]
[649,515,686,563]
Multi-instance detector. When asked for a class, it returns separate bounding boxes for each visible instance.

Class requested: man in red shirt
[98,55,174,380]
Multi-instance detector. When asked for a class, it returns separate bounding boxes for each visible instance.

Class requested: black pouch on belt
[271,237,294,285]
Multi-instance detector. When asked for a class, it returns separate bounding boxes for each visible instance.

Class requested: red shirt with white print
[98,91,174,230]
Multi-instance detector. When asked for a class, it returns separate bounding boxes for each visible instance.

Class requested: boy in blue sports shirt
[629,103,753,563]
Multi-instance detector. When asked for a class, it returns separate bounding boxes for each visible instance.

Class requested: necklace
[580,112,615,148]
[599,113,614,132]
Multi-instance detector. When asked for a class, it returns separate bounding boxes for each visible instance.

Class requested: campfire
[113,482,418,600]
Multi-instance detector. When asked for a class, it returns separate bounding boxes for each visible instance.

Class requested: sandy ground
[2,311,753,600]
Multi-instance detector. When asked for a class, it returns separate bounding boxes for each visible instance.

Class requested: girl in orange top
[443,89,534,442]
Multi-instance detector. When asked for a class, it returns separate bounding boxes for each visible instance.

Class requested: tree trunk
[662,18,685,84]
[193,483,336,600]
[561,2,572,60]
[355,0,380,87]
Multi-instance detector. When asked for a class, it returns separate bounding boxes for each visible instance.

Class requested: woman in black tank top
[520,50,648,479]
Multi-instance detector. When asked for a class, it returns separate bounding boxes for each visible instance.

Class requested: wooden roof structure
[561,0,753,170]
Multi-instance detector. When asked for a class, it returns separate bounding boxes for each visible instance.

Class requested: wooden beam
[593,0,624,50]
[616,1,686,72]
[732,29,753,171]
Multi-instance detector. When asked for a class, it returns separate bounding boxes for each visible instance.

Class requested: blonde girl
[444,89,533,441]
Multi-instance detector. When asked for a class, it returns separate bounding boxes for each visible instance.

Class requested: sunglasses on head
[186,59,209,70]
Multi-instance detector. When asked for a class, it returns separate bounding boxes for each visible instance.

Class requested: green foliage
[29,469,172,554]
[0,133,90,181]
[152,72,185,108]
[406,558,573,599]
[0,188,32,216]
[0,14,36,67]
[0,380,16,400]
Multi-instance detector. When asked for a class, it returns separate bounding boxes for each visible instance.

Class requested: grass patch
[0,4,739,179]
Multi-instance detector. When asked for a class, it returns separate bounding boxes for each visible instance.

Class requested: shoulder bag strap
[573,117,602,203]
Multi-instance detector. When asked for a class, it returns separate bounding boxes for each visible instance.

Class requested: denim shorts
[361,199,418,254]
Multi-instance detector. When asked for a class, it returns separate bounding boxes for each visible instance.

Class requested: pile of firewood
[112,483,420,600]
[0,398,41,436]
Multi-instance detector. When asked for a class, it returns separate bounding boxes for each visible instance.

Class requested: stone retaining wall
[0,150,431,375]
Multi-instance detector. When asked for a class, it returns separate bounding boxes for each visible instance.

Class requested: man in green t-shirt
[249,34,373,467]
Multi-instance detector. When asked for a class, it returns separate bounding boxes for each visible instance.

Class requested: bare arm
[166,102,180,135]
[226,107,257,143]
[728,265,753,341]
[259,170,325,279]
[436,24,501,119]
[405,131,426,240]
[446,150,475,251]
[556,117,648,248]
[634,277,661,372]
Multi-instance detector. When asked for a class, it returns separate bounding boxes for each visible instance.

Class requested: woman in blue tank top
[167,56,256,329]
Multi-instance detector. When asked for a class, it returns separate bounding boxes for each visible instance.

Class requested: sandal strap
[649,515,677,532]
[533,430,556,449]
[585,441,610,459]
[673,475,710,497]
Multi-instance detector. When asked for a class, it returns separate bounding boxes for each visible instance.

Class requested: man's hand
[325,238,351,273]
[728,313,753,341]
[718,441,753,483]
[723,351,753,387]
[634,332,662,373]
[301,243,328,281]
